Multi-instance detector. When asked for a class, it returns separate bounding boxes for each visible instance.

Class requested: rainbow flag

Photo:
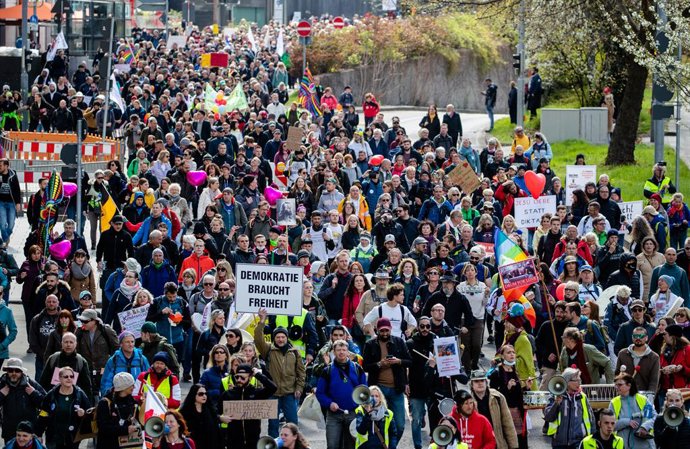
[122,44,135,64]
[298,67,322,118]
[494,228,528,266]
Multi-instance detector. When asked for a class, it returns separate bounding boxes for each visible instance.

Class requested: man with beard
[615,326,660,393]
[428,304,456,337]
[28,295,61,379]
[40,332,92,399]
[148,282,190,369]
[535,301,569,390]
[613,298,656,356]
[537,216,563,266]
[34,272,75,312]
[225,234,256,270]
[372,212,410,253]
[202,281,237,326]
[605,253,644,300]
[133,351,181,408]
[319,251,353,326]
[470,370,518,449]
[218,363,277,449]
[0,359,46,441]
[255,309,306,438]
[422,275,474,336]
[355,269,390,333]
[139,322,181,379]
[406,317,437,449]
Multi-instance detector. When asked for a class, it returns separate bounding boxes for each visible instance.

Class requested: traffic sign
[51,0,72,14]
[297,20,311,37]
[29,14,39,24]
[332,16,344,29]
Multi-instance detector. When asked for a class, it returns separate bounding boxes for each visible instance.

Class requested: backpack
[378,304,409,333]
[586,319,611,349]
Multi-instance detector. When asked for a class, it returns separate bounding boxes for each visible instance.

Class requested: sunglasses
[226,333,237,338]
[632,334,647,339]
[218,287,230,291]
[418,324,431,329]
[61,375,75,379]
[234,375,249,381]
[676,313,687,318]
[5,368,21,373]
[197,392,207,396]
[631,308,644,312]
[203,283,215,286]
[217,267,227,272]
[428,272,439,275]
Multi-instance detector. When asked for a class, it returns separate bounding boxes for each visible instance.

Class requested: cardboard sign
[619,201,643,225]
[514,195,557,228]
[117,304,150,338]
[498,258,539,291]
[565,165,597,206]
[235,264,304,316]
[446,162,481,194]
[434,336,462,377]
[223,399,278,420]
[284,126,303,151]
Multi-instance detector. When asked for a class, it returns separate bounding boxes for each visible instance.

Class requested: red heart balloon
[524,171,546,199]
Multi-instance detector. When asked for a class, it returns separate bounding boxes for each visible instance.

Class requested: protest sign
[566,165,596,206]
[276,198,296,226]
[117,304,150,338]
[434,336,462,377]
[285,126,304,151]
[446,161,481,194]
[514,195,557,228]
[619,201,644,224]
[235,264,303,316]
[167,36,187,51]
[498,258,539,291]
[223,399,278,420]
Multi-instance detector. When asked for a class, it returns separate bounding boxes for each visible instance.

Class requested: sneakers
[487,334,495,343]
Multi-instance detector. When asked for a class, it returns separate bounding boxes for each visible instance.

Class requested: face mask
[503,359,516,366]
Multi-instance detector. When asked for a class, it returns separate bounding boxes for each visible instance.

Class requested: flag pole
[102,14,115,142]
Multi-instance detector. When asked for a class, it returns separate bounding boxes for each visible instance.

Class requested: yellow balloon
[276,162,286,172]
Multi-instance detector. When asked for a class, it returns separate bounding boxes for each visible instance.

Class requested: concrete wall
[317,47,512,113]
[541,107,609,144]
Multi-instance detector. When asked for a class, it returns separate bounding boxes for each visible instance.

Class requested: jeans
[379,385,405,440]
[35,356,44,382]
[183,330,194,376]
[461,319,485,371]
[268,394,299,437]
[0,202,16,244]
[99,267,115,314]
[325,410,355,449]
[409,397,427,449]
[486,104,495,130]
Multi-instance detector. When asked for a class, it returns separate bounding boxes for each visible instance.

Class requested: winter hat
[667,324,684,338]
[272,327,289,339]
[659,275,675,288]
[113,372,135,392]
[16,421,33,434]
[141,322,157,334]
[235,364,253,375]
[124,258,142,274]
[118,330,135,343]
[242,175,256,186]
[153,351,169,365]
[561,367,580,383]
[193,222,207,235]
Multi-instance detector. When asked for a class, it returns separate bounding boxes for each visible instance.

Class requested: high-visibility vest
[580,433,624,449]
[610,393,654,436]
[276,310,308,358]
[354,406,394,449]
[644,177,673,203]
[142,374,171,399]
[219,375,258,429]
[547,393,592,437]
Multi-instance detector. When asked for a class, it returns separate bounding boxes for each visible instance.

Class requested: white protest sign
[117,304,150,338]
[514,195,557,228]
[434,336,462,377]
[565,165,597,206]
[619,201,644,225]
[167,36,187,52]
[235,264,303,316]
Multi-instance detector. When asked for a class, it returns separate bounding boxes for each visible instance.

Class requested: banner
[498,258,539,291]
[619,200,643,225]
[223,399,278,420]
[117,304,150,338]
[235,264,303,316]
[433,336,462,377]
[514,195,557,228]
[566,165,596,206]
[446,161,481,194]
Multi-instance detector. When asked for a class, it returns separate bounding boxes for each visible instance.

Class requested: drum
[523,391,551,409]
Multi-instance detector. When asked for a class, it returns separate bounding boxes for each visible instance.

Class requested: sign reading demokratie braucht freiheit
[235,264,304,316]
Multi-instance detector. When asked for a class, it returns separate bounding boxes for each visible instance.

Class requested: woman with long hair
[474,214,498,244]
[581,300,602,326]
[106,271,142,333]
[570,189,589,226]
[17,245,44,335]
[659,324,690,405]
[44,310,77,360]
[240,341,269,374]
[151,410,196,449]
[413,267,442,318]
[650,317,676,355]
[558,257,581,283]
[418,104,440,139]
[394,258,422,309]
[179,384,219,449]
[637,236,665,302]
[342,274,371,330]
[278,423,311,449]
[341,213,363,251]
[353,385,398,449]
[288,176,314,215]
[560,327,614,384]
[626,216,655,255]
[608,373,656,449]
[197,310,226,368]
[489,344,528,449]
[199,344,230,405]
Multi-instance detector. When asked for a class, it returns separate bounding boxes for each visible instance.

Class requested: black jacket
[0,374,46,440]
[95,393,138,449]
[96,228,134,271]
[40,351,93,399]
[422,291,475,332]
[406,332,436,398]
[537,231,562,266]
[372,220,410,253]
[442,113,463,144]
[362,335,412,393]
[217,372,277,444]
[604,253,643,299]
[36,385,91,444]
[535,319,569,369]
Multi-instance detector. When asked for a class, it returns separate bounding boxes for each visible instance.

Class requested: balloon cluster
[209,91,229,116]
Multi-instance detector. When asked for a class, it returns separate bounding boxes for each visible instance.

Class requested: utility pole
[516,0,525,128]
[675,42,681,190]
[102,14,115,141]
[20,0,28,130]
[76,119,83,235]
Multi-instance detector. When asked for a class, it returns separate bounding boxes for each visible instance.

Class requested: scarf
[369,404,387,422]
[70,261,91,280]
[119,279,142,300]
[566,340,592,384]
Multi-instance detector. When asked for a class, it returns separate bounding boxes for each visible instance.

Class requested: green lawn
[548,140,688,202]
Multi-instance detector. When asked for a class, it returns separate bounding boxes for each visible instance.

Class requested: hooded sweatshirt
[450,407,497,449]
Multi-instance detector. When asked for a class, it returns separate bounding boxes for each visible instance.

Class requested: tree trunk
[606,56,648,165]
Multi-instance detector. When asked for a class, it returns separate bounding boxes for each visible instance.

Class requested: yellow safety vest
[547,393,592,437]
[644,177,673,204]
[429,443,469,449]
[610,394,654,436]
[580,434,624,449]
[219,375,258,429]
[354,406,394,449]
[276,310,308,358]
[142,374,171,398]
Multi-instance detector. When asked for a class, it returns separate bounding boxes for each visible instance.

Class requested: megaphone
[432,425,454,446]
[664,405,685,428]
[352,385,372,405]
[144,417,165,438]
[257,436,278,449]
[548,375,567,396]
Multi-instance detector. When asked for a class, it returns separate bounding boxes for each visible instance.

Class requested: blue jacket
[0,301,17,359]
[132,214,172,245]
[418,197,451,224]
[199,364,229,405]
[104,289,136,332]
[574,316,608,354]
[362,178,384,212]
[148,295,188,345]
[100,348,150,395]
[141,261,177,297]
[316,360,367,412]
[649,214,668,252]
[4,436,45,449]
[105,268,126,304]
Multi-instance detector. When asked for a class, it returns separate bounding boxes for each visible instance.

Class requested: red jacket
[178,253,215,282]
[162,207,182,239]
[133,368,181,409]
[450,407,496,449]
[363,98,380,118]
[552,237,594,265]
[660,344,690,389]
[494,184,528,217]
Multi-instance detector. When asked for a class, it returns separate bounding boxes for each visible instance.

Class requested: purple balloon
[186,170,207,187]
[49,240,72,260]
[63,182,78,198]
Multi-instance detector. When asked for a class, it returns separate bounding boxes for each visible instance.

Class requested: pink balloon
[49,240,72,260]
[63,182,77,198]
[264,186,283,206]
[186,170,207,187]
[524,171,546,199]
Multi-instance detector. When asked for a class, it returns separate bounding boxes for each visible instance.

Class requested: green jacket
[560,342,614,384]
[254,323,306,396]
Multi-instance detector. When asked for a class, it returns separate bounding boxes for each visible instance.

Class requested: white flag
[55,32,69,50]
[276,28,285,57]
[141,386,167,449]
[262,28,271,50]
[109,73,125,112]
[247,27,257,50]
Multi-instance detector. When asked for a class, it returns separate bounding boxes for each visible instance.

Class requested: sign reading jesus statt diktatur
[235,264,304,316]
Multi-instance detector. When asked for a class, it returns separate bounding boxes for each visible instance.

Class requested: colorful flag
[494,228,528,266]
[109,73,125,112]
[226,82,248,111]
[203,83,218,112]
[298,67,322,118]
[122,44,135,64]
[99,186,117,232]
[38,171,64,255]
